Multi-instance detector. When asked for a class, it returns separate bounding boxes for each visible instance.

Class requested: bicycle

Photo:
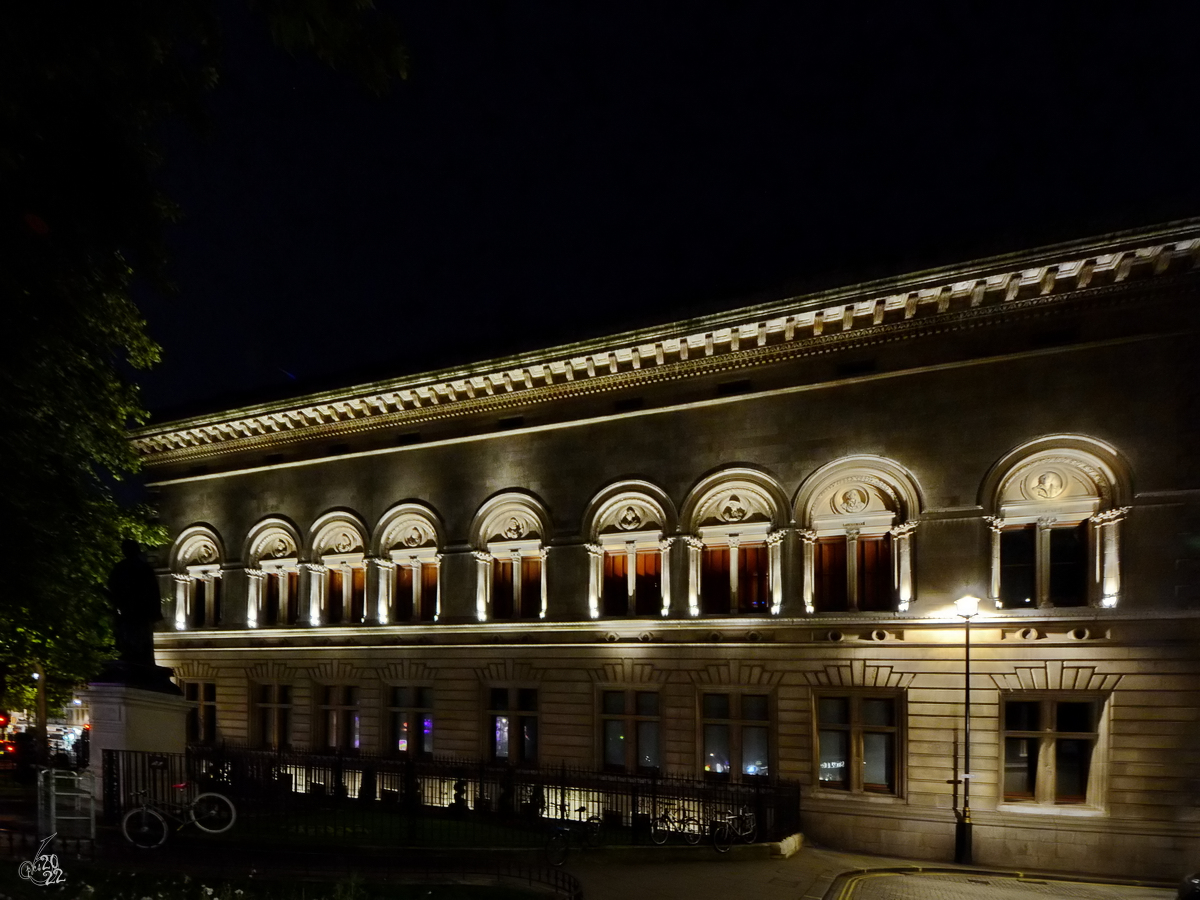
[544,804,602,866]
[710,804,756,853]
[650,804,702,845]
[121,782,237,849]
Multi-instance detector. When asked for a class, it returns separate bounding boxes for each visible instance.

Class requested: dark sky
[139,2,1200,420]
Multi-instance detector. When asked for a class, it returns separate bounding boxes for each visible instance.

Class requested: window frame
[253,682,293,751]
[698,690,772,781]
[695,522,777,616]
[999,692,1108,812]
[317,684,361,754]
[385,685,434,758]
[486,686,539,767]
[181,680,217,745]
[812,690,904,798]
[595,529,667,618]
[598,688,662,773]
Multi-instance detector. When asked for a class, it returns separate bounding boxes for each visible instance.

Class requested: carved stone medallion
[503,516,525,540]
[618,505,642,530]
[720,494,748,522]
[837,487,869,514]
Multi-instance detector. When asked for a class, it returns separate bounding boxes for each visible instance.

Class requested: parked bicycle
[710,804,756,853]
[650,804,702,845]
[544,804,602,866]
[121,782,237,849]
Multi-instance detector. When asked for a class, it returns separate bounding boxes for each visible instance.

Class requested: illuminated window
[701,692,770,779]
[472,500,548,621]
[260,569,300,626]
[172,527,224,630]
[309,518,368,626]
[246,522,301,628]
[182,681,217,745]
[488,687,538,765]
[254,683,292,750]
[697,535,774,616]
[985,441,1128,609]
[1002,696,1102,806]
[816,693,900,795]
[797,459,919,614]
[318,685,360,753]
[387,686,433,757]
[378,508,443,624]
[600,690,660,773]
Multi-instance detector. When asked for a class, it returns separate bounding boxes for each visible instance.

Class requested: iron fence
[104,745,799,848]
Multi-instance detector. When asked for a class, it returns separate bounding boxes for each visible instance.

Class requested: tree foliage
[0,2,406,707]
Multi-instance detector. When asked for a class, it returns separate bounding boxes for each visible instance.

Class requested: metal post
[954,595,978,865]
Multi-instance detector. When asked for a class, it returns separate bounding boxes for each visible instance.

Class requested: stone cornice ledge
[132,222,1200,465]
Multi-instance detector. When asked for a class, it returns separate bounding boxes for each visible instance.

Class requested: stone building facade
[137,221,1200,878]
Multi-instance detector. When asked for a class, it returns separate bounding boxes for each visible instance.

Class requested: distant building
[138,221,1200,878]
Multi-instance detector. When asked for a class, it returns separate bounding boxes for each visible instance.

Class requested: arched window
[471,493,550,621]
[681,469,788,617]
[245,519,302,628]
[583,482,676,618]
[309,514,369,626]
[795,457,921,614]
[171,526,224,630]
[983,438,1129,609]
[375,504,443,624]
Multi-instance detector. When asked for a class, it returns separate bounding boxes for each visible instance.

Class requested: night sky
[139,2,1200,420]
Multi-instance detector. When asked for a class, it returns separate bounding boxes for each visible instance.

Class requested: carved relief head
[503,516,525,540]
[267,535,294,559]
[837,487,869,513]
[1031,471,1065,499]
[720,494,748,522]
[618,506,642,530]
[403,525,423,547]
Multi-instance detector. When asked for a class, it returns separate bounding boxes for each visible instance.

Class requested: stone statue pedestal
[85,669,190,812]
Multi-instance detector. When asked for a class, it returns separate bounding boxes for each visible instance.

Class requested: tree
[0,2,406,741]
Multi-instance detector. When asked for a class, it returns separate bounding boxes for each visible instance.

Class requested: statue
[98,540,177,693]
[108,540,163,667]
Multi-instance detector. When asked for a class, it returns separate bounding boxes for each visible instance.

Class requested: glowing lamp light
[955,595,980,619]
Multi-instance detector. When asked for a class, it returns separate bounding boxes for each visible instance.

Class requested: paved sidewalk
[567,845,1176,900]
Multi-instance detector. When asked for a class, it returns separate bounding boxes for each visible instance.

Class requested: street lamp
[954,594,980,865]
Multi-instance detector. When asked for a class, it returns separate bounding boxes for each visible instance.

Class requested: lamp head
[955,595,981,619]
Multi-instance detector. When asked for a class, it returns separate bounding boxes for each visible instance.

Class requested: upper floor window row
[169,438,1131,628]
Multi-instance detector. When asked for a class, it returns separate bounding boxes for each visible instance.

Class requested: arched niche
[374,502,445,625]
[680,467,789,617]
[582,481,676,619]
[793,457,922,615]
[470,492,551,622]
[171,524,225,630]
[307,511,370,627]
[981,436,1130,610]
[244,517,302,628]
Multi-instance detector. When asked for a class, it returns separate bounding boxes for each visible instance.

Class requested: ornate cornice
[132,227,1200,466]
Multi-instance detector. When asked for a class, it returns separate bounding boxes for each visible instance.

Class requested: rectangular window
[387,686,434,757]
[264,574,281,626]
[183,681,217,744]
[1003,696,1100,805]
[492,560,514,619]
[701,692,770,779]
[599,689,661,772]
[816,693,899,795]
[814,538,848,612]
[999,526,1036,608]
[634,549,662,616]
[319,685,360,753]
[255,683,292,750]
[488,687,538,765]
[701,546,731,614]
[738,543,769,612]
[420,564,439,621]
[857,535,894,612]
[602,551,628,616]
[327,569,344,624]
[394,565,415,621]
[1049,523,1088,607]
[191,578,208,628]
[349,566,366,622]
[519,557,542,618]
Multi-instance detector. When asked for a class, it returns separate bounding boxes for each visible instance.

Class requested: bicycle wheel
[711,819,733,853]
[122,807,169,849]
[739,814,757,845]
[192,792,237,834]
[650,814,670,845]
[584,816,603,849]
[681,816,703,845]
[545,832,569,867]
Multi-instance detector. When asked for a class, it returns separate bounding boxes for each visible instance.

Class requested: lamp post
[954,595,980,865]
